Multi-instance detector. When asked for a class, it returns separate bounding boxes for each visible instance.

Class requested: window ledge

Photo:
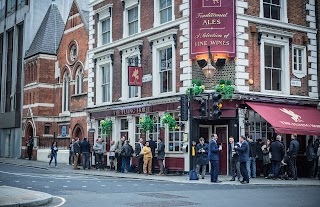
[71,92,87,98]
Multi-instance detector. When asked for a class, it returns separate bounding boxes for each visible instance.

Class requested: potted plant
[186,79,205,97]
[214,79,235,100]
[139,116,154,133]
[161,113,177,130]
[100,118,113,135]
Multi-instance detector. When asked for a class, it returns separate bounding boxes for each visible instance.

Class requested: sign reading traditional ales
[190,0,236,58]
[128,66,142,86]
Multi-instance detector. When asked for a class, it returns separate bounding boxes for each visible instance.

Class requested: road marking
[82,181,87,182]
[133,184,138,186]
[50,181,54,182]
[149,184,154,186]
[44,186,49,188]
[97,181,101,183]
[52,196,66,207]
[27,187,32,189]
[82,186,87,187]
[67,181,71,182]
[101,185,106,187]
[15,181,19,182]
[63,186,68,188]
[32,181,36,182]
[116,185,122,187]
[113,181,117,182]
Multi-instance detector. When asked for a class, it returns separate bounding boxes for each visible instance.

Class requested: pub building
[86,0,320,176]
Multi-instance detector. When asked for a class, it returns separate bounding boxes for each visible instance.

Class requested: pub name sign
[190,0,236,58]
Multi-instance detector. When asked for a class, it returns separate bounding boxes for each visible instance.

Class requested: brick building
[22,0,89,160]
[0,0,72,159]
[87,0,320,175]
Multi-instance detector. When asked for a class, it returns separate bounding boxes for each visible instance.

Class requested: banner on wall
[190,0,236,59]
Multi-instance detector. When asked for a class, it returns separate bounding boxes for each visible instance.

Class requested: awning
[246,102,320,136]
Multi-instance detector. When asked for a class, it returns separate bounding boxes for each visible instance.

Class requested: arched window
[62,72,70,112]
[75,67,83,94]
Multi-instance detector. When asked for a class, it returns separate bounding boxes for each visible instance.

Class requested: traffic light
[198,99,207,116]
[180,94,188,121]
[212,92,222,119]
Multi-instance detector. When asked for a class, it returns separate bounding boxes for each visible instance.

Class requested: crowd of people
[66,135,166,175]
[227,134,320,182]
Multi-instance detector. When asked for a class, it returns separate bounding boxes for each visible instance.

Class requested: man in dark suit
[288,134,299,180]
[209,134,222,183]
[73,138,81,170]
[235,135,250,184]
[80,137,91,170]
[269,135,285,180]
[135,138,144,174]
[148,135,156,174]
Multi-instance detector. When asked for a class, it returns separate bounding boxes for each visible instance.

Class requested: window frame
[101,63,111,103]
[97,5,113,46]
[123,1,140,38]
[292,45,307,79]
[154,0,175,27]
[148,30,177,97]
[75,67,83,95]
[167,112,184,153]
[101,18,111,45]
[260,0,288,23]
[62,71,70,112]
[260,35,290,95]
[159,47,173,93]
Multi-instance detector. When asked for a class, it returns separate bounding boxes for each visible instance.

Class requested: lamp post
[198,46,217,79]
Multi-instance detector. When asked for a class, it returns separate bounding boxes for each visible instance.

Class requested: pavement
[0,157,320,206]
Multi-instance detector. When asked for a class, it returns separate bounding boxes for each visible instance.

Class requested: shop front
[243,101,320,177]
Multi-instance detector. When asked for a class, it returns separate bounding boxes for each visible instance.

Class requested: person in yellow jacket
[142,141,153,175]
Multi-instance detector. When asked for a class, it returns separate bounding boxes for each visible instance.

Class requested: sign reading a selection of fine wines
[190,0,236,59]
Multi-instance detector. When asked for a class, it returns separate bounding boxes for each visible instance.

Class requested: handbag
[47,151,51,158]
[263,154,271,165]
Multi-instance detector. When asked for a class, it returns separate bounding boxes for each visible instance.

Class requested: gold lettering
[202,19,221,25]
[195,41,208,47]
[210,40,230,45]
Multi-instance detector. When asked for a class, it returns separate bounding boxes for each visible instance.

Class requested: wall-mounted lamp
[197,46,226,79]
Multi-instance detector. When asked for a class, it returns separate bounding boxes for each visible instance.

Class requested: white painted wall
[37,149,69,164]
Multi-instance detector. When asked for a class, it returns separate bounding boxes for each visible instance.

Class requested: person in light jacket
[142,141,153,175]
[157,138,165,175]
[93,138,104,170]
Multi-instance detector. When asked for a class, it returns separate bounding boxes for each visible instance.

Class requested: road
[0,163,319,207]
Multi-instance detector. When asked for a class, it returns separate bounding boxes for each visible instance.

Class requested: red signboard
[190,0,236,58]
[128,66,142,86]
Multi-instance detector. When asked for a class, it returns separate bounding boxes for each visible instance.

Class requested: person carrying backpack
[121,140,133,173]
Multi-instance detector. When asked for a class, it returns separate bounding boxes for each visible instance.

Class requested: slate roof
[76,0,89,30]
[25,3,64,59]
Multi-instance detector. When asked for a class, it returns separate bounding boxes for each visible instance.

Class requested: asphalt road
[0,163,319,207]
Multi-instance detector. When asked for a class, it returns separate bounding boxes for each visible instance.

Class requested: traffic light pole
[189,88,193,172]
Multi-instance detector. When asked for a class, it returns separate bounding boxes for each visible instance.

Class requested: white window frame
[148,29,177,97]
[260,33,290,95]
[260,0,288,23]
[101,63,112,103]
[154,0,175,27]
[101,18,111,45]
[95,51,114,105]
[292,45,307,79]
[62,72,70,112]
[166,112,184,153]
[118,40,143,101]
[75,67,83,95]
[97,5,113,46]
[123,0,140,38]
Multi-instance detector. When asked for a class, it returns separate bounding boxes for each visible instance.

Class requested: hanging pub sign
[190,0,236,59]
[128,66,142,86]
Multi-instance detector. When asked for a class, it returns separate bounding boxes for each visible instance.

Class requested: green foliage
[100,118,113,135]
[214,79,235,100]
[139,116,154,133]
[161,113,177,130]
[186,79,205,96]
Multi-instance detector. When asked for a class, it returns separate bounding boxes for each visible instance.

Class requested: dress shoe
[212,180,221,183]
[240,180,249,184]
[230,178,235,181]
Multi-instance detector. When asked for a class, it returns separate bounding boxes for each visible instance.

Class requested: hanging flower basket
[139,116,154,133]
[100,118,113,135]
[161,113,177,130]
[186,79,205,97]
[213,79,235,100]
